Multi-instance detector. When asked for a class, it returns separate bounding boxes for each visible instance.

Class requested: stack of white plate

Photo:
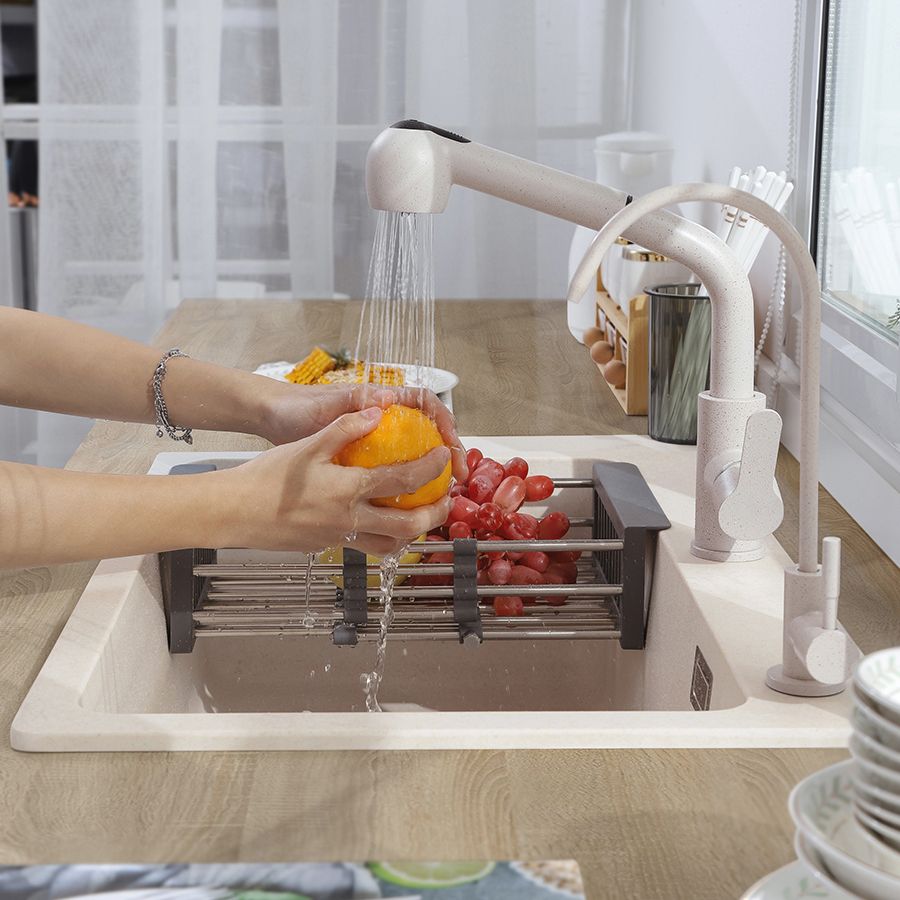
[786,648,900,899]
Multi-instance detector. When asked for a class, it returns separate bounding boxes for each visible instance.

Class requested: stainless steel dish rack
[160,461,670,653]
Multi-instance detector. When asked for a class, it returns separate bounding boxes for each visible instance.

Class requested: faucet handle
[716,409,784,541]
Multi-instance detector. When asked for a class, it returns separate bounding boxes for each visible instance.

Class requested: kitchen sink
[10,435,854,751]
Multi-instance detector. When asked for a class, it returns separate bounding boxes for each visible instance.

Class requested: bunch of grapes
[416,449,581,617]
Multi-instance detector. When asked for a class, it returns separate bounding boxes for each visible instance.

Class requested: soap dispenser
[567,132,675,343]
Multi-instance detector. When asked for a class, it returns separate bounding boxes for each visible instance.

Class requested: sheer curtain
[32,0,630,462]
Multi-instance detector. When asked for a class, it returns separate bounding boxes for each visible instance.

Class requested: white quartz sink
[11,435,854,751]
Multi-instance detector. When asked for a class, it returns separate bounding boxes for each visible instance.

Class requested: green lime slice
[369,860,495,889]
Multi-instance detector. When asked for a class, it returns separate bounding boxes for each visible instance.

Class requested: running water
[356,211,436,395]
[301,551,317,629]
[355,211,436,711]
[360,551,401,712]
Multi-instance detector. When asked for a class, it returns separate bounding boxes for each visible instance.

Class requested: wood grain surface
[0,299,897,899]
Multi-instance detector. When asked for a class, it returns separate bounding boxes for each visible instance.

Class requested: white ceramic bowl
[854,774,900,817]
[855,804,900,853]
[852,744,900,793]
[856,648,900,725]
[789,760,900,900]
[793,832,860,899]
[853,686,900,753]
[857,791,900,830]
[853,725,900,771]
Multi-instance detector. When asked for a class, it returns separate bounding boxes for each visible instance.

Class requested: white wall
[629,0,798,323]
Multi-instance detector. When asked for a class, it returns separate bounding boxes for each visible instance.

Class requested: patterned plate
[855,649,900,724]
[739,857,847,899]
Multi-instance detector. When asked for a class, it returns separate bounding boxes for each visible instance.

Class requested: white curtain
[37,0,630,344]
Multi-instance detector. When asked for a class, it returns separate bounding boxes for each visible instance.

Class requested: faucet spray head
[365,120,468,213]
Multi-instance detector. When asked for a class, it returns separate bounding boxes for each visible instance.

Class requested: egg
[590,340,615,365]
[583,326,605,346]
[603,360,627,388]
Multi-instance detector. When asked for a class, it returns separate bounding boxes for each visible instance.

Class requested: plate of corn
[254,348,458,410]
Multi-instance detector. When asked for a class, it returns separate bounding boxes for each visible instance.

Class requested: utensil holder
[647,284,711,445]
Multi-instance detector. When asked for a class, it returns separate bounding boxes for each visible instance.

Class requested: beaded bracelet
[152,349,193,444]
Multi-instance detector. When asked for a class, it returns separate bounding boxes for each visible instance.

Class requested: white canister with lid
[611,247,691,311]
[567,132,675,343]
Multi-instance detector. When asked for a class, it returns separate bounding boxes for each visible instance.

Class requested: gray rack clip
[451,537,483,644]
[333,548,369,646]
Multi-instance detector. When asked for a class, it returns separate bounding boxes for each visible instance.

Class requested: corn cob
[316,362,405,386]
[285,347,336,384]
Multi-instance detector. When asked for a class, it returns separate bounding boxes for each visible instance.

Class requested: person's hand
[221,407,452,557]
[258,381,467,481]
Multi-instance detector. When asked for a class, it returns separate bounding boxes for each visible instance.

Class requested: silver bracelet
[152,349,193,444]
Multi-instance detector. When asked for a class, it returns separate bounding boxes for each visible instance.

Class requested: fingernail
[362,407,383,421]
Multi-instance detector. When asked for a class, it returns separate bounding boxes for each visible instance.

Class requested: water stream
[354,210,436,711]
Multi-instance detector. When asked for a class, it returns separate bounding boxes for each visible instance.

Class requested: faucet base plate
[765,664,848,698]
[690,541,764,563]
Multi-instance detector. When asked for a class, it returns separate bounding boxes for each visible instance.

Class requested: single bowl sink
[11,435,854,751]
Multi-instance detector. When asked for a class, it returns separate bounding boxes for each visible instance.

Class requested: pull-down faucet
[366,120,859,696]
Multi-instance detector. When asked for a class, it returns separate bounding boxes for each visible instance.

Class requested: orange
[334,404,452,509]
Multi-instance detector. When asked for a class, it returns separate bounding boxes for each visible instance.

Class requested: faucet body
[366,121,859,695]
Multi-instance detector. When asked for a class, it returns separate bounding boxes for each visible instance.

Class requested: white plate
[254,360,460,398]
[852,744,900,792]
[789,760,900,900]
[740,855,848,899]
[65,891,230,900]
[855,804,900,852]
[853,686,900,752]
[856,649,900,724]
[793,832,859,898]
[856,792,900,830]
[854,774,900,816]
[853,725,900,771]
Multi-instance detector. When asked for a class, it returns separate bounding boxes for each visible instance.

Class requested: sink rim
[10,435,855,752]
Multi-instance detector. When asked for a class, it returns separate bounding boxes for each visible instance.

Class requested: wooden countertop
[1,299,897,898]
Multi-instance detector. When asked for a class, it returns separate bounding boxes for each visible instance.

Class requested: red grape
[538,511,570,540]
[519,551,550,573]
[475,502,504,532]
[426,532,445,542]
[493,596,524,617]
[487,558,512,585]
[506,551,524,562]
[427,551,454,565]
[503,457,529,480]
[524,475,554,502]
[492,475,526,513]
[551,550,582,564]
[540,571,569,605]
[546,560,578,584]
[449,483,468,498]
[510,565,544,586]
[448,495,480,526]
[517,513,540,537]
[483,534,506,562]
[465,448,483,478]
[448,521,472,540]
[499,512,528,541]
[467,475,495,504]
[472,459,505,489]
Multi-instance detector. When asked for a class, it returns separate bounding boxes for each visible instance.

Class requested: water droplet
[324,664,331,673]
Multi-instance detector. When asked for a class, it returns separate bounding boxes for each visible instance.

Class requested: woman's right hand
[220,407,451,557]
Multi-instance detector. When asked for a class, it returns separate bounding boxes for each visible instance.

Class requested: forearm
[0,307,289,435]
[0,461,238,569]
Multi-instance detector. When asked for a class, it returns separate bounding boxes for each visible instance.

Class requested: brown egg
[603,360,627,388]
[589,340,614,365]
[583,326,605,346]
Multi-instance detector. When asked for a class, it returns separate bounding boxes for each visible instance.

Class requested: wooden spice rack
[595,289,649,416]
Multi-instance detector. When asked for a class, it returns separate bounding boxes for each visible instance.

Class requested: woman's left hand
[258,382,468,481]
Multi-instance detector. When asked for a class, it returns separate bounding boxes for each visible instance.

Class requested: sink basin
[11,435,854,751]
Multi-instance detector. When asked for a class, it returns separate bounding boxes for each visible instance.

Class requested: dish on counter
[254,357,459,410]
[792,833,858,899]
[855,648,900,724]
[789,759,900,900]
